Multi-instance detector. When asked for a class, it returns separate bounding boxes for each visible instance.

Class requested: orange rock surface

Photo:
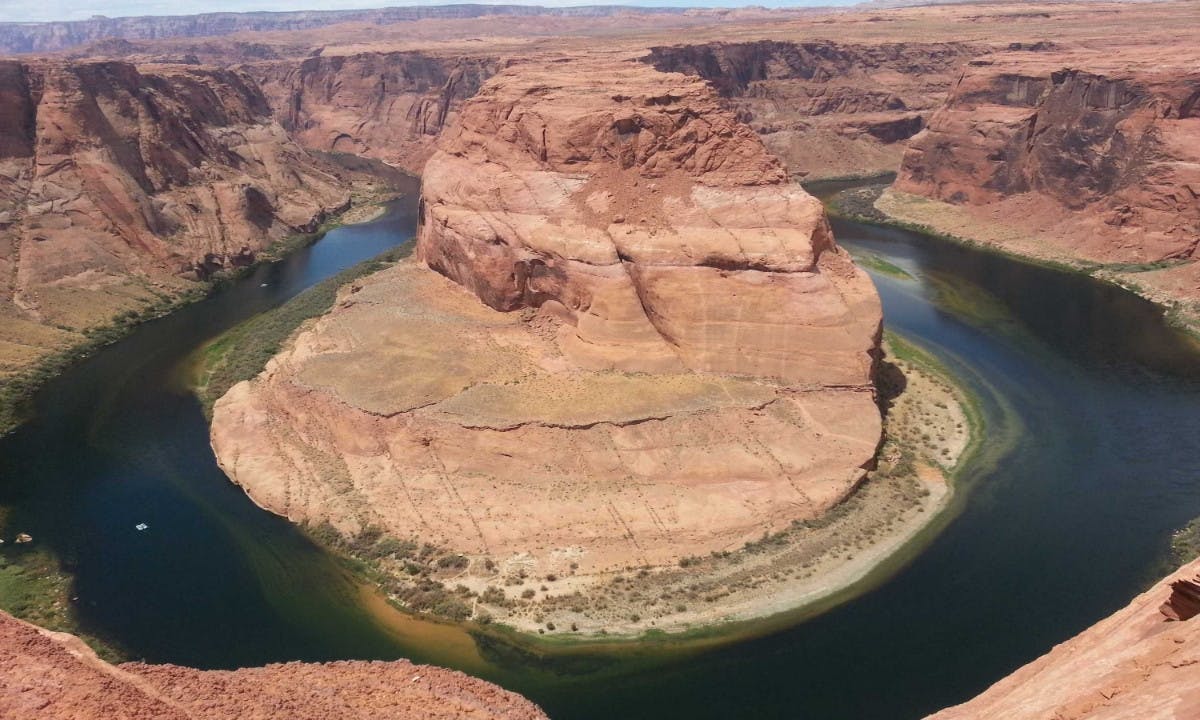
[0,610,547,720]
[419,56,881,383]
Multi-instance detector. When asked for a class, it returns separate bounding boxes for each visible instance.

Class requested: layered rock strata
[895,48,1200,267]
[0,59,349,374]
[0,610,547,720]
[211,57,882,604]
[927,557,1200,720]
[250,52,498,175]
[644,41,977,179]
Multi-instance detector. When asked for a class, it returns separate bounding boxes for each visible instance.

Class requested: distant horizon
[0,0,861,24]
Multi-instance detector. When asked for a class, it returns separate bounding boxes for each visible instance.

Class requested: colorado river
[3,178,1200,719]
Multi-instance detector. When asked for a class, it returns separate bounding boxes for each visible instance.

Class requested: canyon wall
[644,40,977,179]
[895,49,1200,265]
[249,52,498,175]
[0,610,547,720]
[210,55,883,632]
[0,59,350,375]
[927,557,1200,720]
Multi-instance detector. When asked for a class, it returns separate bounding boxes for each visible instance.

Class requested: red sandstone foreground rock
[0,610,547,720]
[211,55,882,630]
[926,557,1200,720]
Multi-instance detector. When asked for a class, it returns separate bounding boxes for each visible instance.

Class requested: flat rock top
[296,260,783,426]
[435,372,778,429]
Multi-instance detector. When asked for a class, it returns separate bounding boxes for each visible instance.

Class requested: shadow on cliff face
[875,358,909,417]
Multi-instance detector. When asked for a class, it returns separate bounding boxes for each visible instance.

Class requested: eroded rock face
[926,557,1200,720]
[418,57,881,384]
[212,57,882,599]
[251,52,498,174]
[0,59,349,370]
[644,41,977,179]
[896,50,1200,264]
[0,610,547,720]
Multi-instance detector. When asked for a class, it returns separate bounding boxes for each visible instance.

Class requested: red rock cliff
[418,55,882,384]
[896,49,1200,264]
[0,59,349,369]
[250,52,498,174]
[643,40,977,179]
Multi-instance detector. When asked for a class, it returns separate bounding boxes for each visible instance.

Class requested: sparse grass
[1171,516,1200,567]
[851,251,915,281]
[301,519,483,624]
[0,544,125,662]
[192,243,414,414]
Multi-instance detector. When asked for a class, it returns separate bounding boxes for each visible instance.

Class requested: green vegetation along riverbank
[823,181,1200,339]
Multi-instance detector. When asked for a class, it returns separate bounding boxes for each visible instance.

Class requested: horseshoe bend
[209,55,908,634]
[6,1,1200,719]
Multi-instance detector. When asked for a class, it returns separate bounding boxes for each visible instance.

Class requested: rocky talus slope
[927,557,1200,720]
[210,56,882,629]
[0,59,349,376]
[250,53,498,175]
[891,47,1200,309]
[644,40,976,179]
[0,609,547,720]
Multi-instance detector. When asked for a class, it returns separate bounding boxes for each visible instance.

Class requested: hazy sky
[0,0,858,23]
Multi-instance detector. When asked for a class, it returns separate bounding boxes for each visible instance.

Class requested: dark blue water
[3,179,1200,719]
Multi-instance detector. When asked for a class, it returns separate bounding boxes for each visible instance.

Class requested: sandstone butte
[926,555,1200,720]
[0,609,547,720]
[210,55,883,596]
